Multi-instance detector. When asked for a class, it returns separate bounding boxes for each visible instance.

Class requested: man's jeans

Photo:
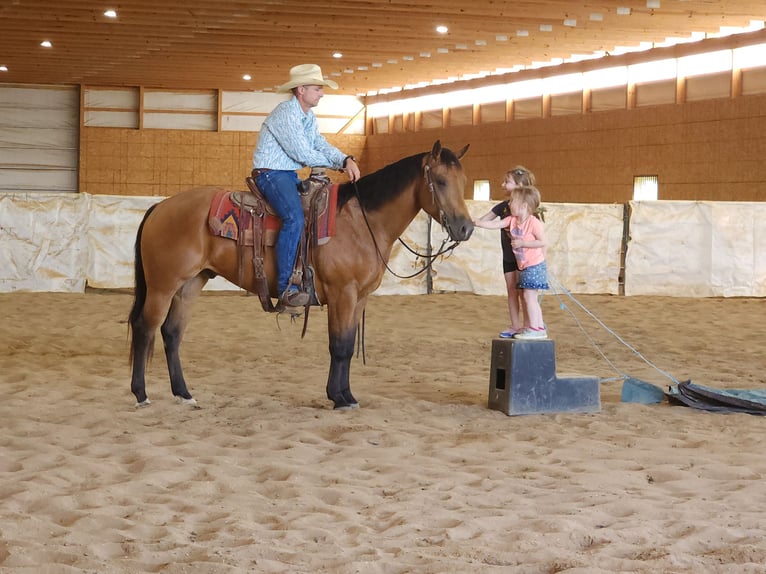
[254,170,303,294]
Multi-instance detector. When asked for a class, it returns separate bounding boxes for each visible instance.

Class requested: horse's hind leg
[130,290,173,407]
[161,273,208,405]
[130,313,156,406]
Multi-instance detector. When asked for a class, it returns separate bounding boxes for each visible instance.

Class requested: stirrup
[280,287,309,308]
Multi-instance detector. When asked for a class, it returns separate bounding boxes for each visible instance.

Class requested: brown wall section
[80,93,766,202]
[80,128,366,196]
[363,93,766,203]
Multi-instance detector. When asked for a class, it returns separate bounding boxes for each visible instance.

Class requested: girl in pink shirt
[474,186,549,340]
[475,166,536,338]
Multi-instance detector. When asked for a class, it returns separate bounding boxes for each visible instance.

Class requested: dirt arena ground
[1,291,765,573]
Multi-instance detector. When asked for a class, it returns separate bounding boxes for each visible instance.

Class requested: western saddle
[234,168,332,314]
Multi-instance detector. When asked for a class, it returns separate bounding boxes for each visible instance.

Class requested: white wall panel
[625,201,766,297]
[143,112,216,130]
[2,194,764,298]
[221,91,286,113]
[221,115,264,132]
[143,91,216,111]
[0,193,88,291]
[0,127,78,148]
[83,111,139,128]
[0,86,78,192]
[84,88,139,109]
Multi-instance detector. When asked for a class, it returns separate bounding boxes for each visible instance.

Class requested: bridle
[354,159,462,280]
[352,158,464,364]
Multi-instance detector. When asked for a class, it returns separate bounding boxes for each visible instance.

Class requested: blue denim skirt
[517,261,549,290]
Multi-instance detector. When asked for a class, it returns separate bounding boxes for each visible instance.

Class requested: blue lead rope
[545,271,681,387]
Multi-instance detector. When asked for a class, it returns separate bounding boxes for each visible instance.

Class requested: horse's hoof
[135,398,151,408]
[333,401,360,411]
[177,397,199,408]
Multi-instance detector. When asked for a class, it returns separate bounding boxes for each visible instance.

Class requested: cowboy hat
[277,64,339,93]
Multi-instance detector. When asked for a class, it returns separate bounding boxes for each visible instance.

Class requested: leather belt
[251,168,272,178]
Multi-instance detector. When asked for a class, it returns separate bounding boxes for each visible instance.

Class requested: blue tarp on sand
[667,381,766,415]
[621,378,766,415]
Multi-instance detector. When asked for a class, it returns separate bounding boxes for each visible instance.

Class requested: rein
[351,158,466,366]
[352,164,461,280]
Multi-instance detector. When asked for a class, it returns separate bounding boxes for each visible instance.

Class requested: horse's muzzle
[445,216,474,242]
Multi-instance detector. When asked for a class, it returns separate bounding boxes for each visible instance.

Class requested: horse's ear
[455,144,469,160]
[430,140,442,159]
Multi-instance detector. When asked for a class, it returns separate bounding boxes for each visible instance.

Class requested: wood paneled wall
[363,93,766,203]
[80,93,765,202]
[80,128,366,196]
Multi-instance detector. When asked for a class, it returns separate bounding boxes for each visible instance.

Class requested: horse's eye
[436,176,447,187]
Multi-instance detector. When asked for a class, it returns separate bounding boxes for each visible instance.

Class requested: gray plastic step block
[488,338,600,416]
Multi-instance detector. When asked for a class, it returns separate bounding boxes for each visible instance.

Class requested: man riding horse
[251,64,361,308]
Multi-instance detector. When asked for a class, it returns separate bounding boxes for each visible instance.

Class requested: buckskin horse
[129,140,474,410]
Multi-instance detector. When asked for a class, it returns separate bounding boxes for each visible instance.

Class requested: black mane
[337,152,426,212]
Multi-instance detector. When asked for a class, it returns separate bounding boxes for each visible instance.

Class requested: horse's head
[420,140,474,242]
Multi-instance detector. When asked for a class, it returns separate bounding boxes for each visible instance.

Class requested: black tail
[128,203,158,361]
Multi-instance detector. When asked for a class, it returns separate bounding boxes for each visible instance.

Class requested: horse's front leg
[326,329,358,410]
[326,294,366,410]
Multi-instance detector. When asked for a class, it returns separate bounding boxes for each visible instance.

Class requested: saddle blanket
[208,186,338,246]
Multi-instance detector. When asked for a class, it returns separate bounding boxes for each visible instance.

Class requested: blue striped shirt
[252,96,346,170]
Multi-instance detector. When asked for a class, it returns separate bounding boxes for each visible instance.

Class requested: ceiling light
[563,19,577,27]
[0,65,7,72]
[104,9,117,18]
[40,40,52,47]
[647,0,660,8]
[617,7,631,15]
[437,47,449,54]
[517,30,529,37]
[590,13,603,21]
[436,25,448,34]
[475,39,487,46]
[332,52,342,58]
[242,74,251,80]
[496,35,508,41]
[455,44,467,50]
[372,62,382,67]
[539,24,553,32]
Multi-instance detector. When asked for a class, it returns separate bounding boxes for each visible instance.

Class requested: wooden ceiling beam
[1,1,763,93]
